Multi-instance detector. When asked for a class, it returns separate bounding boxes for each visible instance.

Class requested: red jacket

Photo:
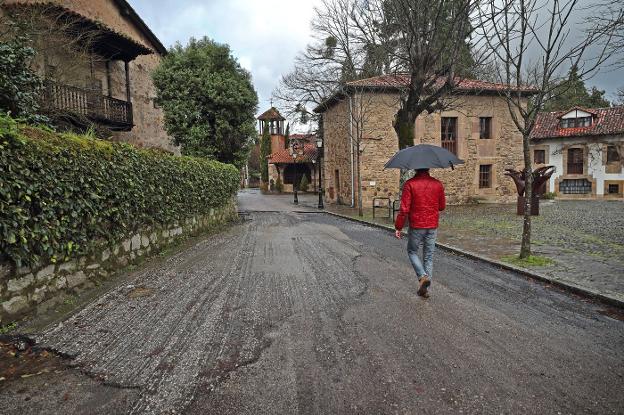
[395,171,446,230]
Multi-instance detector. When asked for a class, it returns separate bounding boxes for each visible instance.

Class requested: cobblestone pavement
[0,192,622,414]
[327,200,624,304]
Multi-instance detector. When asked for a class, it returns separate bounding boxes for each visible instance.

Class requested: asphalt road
[1,191,623,414]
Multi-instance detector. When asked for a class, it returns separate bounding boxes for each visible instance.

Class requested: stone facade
[320,92,526,207]
[2,0,177,153]
[0,200,238,323]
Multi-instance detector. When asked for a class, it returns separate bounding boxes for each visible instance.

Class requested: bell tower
[258,107,286,154]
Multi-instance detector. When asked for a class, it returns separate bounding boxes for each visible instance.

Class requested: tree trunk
[393,107,416,150]
[394,107,418,197]
[520,132,533,259]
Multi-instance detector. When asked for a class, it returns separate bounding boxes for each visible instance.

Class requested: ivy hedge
[0,114,239,268]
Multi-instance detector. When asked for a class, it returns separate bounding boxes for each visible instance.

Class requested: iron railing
[42,81,133,129]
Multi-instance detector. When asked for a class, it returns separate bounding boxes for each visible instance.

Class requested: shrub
[0,114,239,267]
[275,177,284,193]
[541,192,556,200]
[0,36,44,121]
[299,175,309,192]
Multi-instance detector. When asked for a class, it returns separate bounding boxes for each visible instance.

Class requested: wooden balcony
[42,81,133,131]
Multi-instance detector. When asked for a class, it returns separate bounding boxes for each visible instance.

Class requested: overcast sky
[130,0,319,116]
[130,0,623,115]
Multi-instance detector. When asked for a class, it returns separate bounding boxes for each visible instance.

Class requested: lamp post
[316,136,324,209]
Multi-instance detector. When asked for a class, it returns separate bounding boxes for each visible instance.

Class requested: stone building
[531,106,624,198]
[314,74,533,207]
[1,0,176,152]
[258,107,321,192]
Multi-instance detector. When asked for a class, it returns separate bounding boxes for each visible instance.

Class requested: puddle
[0,335,67,382]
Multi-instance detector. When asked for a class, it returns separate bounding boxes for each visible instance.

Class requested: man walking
[395,169,446,298]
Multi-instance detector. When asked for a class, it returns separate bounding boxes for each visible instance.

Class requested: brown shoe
[417,276,431,297]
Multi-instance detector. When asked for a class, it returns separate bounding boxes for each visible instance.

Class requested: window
[560,179,591,194]
[608,184,620,194]
[534,149,546,164]
[479,165,492,188]
[479,117,492,139]
[607,145,620,163]
[567,148,583,174]
[560,117,592,128]
[441,117,457,155]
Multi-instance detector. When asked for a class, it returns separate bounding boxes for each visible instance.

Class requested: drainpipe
[349,94,355,207]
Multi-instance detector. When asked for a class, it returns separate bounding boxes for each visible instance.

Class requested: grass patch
[0,322,18,334]
[501,254,555,267]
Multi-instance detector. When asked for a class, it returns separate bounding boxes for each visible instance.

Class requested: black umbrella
[384,144,465,170]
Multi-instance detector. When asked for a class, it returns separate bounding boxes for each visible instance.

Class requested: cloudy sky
[130,0,622,114]
[130,0,320,115]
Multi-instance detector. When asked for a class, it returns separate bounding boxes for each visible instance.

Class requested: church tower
[258,107,287,154]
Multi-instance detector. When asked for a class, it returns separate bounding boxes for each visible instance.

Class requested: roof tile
[531,106,624,139]
[346,74,536,93]
[268,143,318,164]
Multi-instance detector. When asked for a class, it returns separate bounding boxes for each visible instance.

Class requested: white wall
[539,136,624,196]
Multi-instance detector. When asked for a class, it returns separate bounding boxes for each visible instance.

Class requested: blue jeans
[407,228,437,279]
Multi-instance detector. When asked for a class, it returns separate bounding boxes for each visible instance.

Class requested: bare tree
[616,86,624,105]
[348,85,396,215]
[275,0,489,198]
[272,0,370,125]
[476,0,621,258]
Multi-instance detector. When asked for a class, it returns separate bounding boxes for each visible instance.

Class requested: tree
[368,0,481,149]
[544,67,610,111]
[284,122,290,149]
[616,87,624,105]
[348,85,388,215]
[259,121,271,184]
[153,37,258,166]
[476,0,620,258]
[274,0,484,194]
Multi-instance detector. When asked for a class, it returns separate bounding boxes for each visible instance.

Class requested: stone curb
[322,210,624,309]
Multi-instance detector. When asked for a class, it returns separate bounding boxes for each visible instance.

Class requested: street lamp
[316,136,324,209]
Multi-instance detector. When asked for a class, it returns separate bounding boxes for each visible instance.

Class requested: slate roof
[531,106,624,140]
[268,144,318,164]
[258,107,285,121]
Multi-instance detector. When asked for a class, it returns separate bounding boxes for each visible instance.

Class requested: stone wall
[321,92,525,207]
[0,200,237,324]
[323,97,355,204]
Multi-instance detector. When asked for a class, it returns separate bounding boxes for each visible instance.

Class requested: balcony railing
[42,81,133,130]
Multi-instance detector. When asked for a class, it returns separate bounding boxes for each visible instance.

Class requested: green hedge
[0,114,239,267]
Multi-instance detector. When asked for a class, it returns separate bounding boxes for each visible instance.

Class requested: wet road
[1,192,623,414]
